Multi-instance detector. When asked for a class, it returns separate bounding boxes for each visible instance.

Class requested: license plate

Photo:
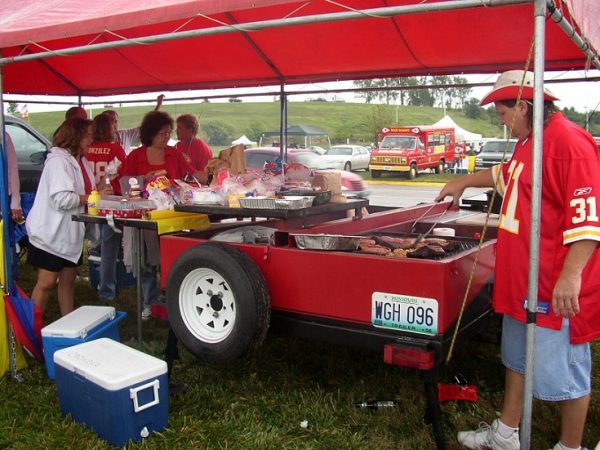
[383,165,392,171]
[371,292,438,335]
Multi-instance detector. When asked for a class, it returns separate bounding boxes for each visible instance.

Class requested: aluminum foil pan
[293,234,363,251]
[239,196,314,210]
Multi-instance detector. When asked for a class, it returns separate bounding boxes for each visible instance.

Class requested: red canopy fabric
[0,0,598,96]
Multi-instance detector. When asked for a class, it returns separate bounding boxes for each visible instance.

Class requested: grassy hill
[25,101,508,146]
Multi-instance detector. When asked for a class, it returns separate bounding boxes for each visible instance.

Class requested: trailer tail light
[383,344,435,370]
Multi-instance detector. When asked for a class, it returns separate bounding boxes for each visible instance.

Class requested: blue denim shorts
[501,314,591,401]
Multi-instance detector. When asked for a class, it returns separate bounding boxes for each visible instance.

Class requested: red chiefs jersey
[491,112,600,343]
[86,141,127,194]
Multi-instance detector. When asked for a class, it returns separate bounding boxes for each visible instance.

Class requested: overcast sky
[5,70,600,116]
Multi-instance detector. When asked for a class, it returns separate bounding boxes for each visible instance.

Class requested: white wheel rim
[178,267,236,343]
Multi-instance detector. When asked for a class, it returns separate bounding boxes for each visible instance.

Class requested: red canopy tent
[0,0,598,96]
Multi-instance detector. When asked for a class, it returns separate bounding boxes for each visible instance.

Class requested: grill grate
[363,234,480,260]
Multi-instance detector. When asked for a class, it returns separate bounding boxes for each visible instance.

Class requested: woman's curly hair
[140,111,174,147]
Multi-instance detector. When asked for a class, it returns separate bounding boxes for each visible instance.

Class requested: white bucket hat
[480,70,559,105]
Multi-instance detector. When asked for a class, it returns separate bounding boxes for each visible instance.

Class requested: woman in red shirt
[123,111,199,182]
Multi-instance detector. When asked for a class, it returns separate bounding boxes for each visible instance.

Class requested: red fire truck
[369,126,457,179]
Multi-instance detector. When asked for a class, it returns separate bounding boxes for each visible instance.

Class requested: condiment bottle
[87,190,101,216]
[101,176,113,195]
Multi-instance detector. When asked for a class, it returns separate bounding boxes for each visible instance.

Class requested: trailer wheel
[408,163,418,179]
[435,160,445,174]
[370,170,381,179]
[166,242,270,364]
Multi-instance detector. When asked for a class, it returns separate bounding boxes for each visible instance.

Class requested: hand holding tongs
[411,202,453,247]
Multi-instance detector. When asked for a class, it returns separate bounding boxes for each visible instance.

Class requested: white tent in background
[432,115,482,143]
[232,135,257,147]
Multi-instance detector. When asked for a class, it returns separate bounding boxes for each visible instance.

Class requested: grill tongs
[411,202,453,247]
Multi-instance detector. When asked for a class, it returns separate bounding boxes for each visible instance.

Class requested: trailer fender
[166,242,271,364]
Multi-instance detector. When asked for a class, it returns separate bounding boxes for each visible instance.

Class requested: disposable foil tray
[293,234,363,251]
[285,189,331,205]
[239,196,314,210]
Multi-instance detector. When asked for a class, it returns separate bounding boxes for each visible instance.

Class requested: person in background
[65,106,87,121]
[122,110,198,320]
[103,94,164,154]
[26,117,93,318]
[86,113,128,302]
[175,114,213,174]
[436,70,600,450]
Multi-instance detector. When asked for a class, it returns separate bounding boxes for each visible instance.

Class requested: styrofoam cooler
[54,338,169,447]
[41,305,126,379]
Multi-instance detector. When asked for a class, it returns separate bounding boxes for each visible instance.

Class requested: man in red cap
[437,70,600,450]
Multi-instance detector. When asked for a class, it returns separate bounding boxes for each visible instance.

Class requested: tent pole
[0,66,13,291]
[0,66,20,381]
[521,0,547,448]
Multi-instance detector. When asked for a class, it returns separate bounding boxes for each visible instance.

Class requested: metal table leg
[134,227,144,344]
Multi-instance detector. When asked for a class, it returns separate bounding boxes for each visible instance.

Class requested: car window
[245,152,277,168]
[7,122,48,164]
[327,147,352,156]
[481,141,517,153]
[380,136,416,150]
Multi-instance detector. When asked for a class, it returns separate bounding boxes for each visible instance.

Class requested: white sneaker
[142,306,152,321]
[457,419,520,450]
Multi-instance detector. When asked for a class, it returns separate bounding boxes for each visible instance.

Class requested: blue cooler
[41,305,126,379]
[54,338,169,447]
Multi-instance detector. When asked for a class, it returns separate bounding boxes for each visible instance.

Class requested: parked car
[5,115,51,192]
[474,139,517,171]
[321,145,370,171]
[593,136,600,149]
[244,147,369,198]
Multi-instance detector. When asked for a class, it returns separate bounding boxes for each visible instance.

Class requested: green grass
[25,102,509,146]
[1,259,599,449]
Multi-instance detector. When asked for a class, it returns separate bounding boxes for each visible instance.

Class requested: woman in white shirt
[26,117,92,317]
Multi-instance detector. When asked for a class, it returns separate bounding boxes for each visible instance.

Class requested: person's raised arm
[154,94,165,111]
[435,166,495,205]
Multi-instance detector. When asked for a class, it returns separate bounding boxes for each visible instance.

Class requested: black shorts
[27,244,83,272]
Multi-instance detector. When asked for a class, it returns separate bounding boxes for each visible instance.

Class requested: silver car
[6,115,51,192]
[474,139,517,171]
[321,145,371,171]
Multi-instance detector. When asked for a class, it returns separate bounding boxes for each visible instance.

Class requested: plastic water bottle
[353,400,398,409]
[101,176,113,195]
[87,190,101,216]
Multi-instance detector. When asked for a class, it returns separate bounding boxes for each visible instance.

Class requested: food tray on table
[98,197,156,219]
[239,196,314,210]
[293,234,363,251]
[283,189,331,205]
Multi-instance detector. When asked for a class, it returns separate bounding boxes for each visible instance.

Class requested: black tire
[166,242,271,364]
[408,163,417,180]
[371,170,381,179]
[344,162,352,171]
[435,160,445,174]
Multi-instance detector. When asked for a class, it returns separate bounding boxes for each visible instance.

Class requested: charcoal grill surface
[362,233,479,260]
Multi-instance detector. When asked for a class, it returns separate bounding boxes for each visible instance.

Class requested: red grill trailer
[160,202,498,448]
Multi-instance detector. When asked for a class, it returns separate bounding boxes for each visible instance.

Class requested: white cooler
[41,305,126,379]
[54,338,169,447]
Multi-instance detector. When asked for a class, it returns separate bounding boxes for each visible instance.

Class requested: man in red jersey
[437,70,600,450]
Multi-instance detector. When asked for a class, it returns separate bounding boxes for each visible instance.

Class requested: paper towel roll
[432,227,455,237]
